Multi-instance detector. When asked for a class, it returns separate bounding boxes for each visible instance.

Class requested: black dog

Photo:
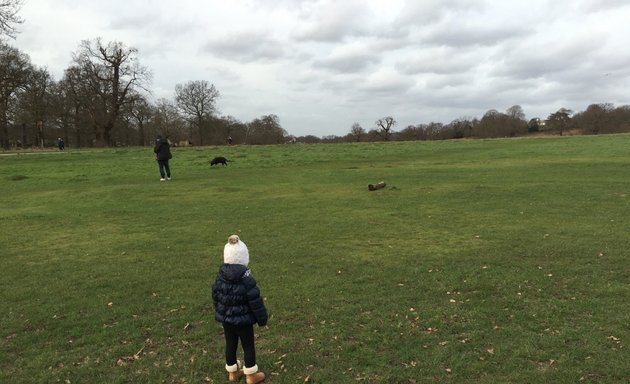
[210,156,230,166]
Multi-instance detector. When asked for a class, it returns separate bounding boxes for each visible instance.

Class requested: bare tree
[506,105,526,121]
[0,0,23,39]
[580,103,614,134]
[72,38,151,146]
[375,116,396,141]
[504,105,528,136]
[152,98,185,142]
[14,67,55,147]
[247,114,287,144]
[57,66,94,147]
[127,94,152,145]
[349,122,365,142]
[448,117,475,138]
[0,42,31,148]
[175,80,220,146]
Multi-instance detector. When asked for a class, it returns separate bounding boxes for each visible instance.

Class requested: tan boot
[228,370,243,382]
[226,361,244,382]
[244,365,265,384]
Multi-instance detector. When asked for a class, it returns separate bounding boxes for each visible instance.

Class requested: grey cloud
[312,45,381,73]
[422,24,530,48]
[293,0,372,42]
[582,0,630,12]
[201,32,285,62]
[357,70,413,95]
[396,47,482,75]
[395,0,482,26]
[492,31,608,81]
[16,0,630,138]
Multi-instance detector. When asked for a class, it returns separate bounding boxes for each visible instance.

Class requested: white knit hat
[223,235,249,266]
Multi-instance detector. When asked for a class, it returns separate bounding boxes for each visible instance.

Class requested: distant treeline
[2,40,629,149]
[0,39,289,149]
[308,104,630,144]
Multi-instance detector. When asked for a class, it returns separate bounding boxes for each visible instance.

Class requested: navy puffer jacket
[212,264,268,327]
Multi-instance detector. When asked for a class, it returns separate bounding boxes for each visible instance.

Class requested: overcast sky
[10,0,630,137]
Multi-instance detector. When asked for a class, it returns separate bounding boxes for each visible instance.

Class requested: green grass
[1,136,629,383]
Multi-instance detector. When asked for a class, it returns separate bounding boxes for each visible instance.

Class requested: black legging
[223,323,256,368]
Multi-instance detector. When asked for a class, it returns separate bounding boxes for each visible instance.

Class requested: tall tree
[349,122,365,142]
[449,117,475,138]
[580,103,614,134]
[504,105,528,136]
[246,114,286,144]
[152,98,185,143]
[175,80,220,146]
[0,0,23,39]
[375,116,396,141]
[128,94,152,146]
[14,67,54,146]
[58,66,94,147]
[546,108,572,136]
[506,105,526,121]
[0,42,31,148]
[72,38,150,146]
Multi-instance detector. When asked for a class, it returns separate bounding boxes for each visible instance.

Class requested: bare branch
[0,0,24,39]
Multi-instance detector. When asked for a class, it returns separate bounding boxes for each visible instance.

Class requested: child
[212,235,268,383]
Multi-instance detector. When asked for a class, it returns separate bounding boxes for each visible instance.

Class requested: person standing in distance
[153,135,172,181]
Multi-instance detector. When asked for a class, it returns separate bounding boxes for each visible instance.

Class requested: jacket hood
[218,263,249,283]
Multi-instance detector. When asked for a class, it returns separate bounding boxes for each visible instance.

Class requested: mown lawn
[1,135,628,383]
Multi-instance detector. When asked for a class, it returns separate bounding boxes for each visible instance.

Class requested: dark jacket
[212,264,268,327]
[154,138,172,161]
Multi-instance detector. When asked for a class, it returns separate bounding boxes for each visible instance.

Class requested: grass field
[1,135,629,383]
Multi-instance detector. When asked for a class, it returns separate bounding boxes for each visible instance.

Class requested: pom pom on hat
[224,235,249,266]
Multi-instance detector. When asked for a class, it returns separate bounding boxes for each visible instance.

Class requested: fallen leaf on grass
[116,346,145,366]
[402,361,417,368]
[607,335,621,344]
[535,359,557,370]
[116,356,134,366]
